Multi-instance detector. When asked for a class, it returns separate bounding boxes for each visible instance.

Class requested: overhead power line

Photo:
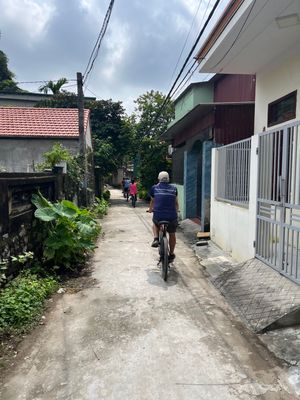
[169,0,215,100]
[15,79,76,85]
[83,0,115,86]
[170,61,199,99]
[149,0,221,135]
[168,0,205,86]
[164,0,221,104]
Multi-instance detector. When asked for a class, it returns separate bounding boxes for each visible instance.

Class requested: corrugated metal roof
[0,107,89,138]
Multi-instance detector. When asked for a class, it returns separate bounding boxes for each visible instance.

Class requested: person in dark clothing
[147,171,178,262]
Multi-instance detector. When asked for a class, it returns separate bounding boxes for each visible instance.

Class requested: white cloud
[178,0,202,16]
[0,0,227,113]
[78,0,98,13]
[0,0,56,43]
[101,24,130,81]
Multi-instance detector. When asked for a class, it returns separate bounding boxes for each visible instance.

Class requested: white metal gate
[256,121,300,284]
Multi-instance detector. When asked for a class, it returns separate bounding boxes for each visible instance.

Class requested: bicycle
[157,221,170,281]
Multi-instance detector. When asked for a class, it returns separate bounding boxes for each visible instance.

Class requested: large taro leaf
[53,203,78,218]
[34,207,57,221]
[32,192,52,209]
[61,200,80,213]
[76,221,95,236]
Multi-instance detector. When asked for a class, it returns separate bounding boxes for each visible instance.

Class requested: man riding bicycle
[148,171,178,262]
[123,177,130,200]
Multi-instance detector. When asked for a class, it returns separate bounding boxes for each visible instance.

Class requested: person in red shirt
[129,179,138,207]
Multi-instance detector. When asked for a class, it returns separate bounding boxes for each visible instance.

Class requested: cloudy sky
[0,0,229,114]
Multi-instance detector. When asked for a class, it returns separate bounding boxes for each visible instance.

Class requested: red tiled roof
[0,107,90,138]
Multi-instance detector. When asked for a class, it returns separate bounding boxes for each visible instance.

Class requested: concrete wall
[184,143,202,219]
[0,138,79,172]
[210,135,259,261]
[85,121,92,149]
[201,141,214,231]
[111,168,123,186]
[254,51,300,134]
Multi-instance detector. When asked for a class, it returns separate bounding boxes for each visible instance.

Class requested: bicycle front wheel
[161,236,168,281]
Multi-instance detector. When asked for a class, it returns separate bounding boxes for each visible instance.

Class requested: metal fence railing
[216,137,251,206]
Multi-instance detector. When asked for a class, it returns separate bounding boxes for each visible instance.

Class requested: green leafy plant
[102,190,110,201]
[138,188,149,200]
[11,251,34,265]
[0,271,58,334]
[36,143,71,171]
[93,197,109,218]
[36,144,85,201]
[32,193,100,272]
[0,259,9,285]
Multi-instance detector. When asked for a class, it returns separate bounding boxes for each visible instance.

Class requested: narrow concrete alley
[1,189,298,400]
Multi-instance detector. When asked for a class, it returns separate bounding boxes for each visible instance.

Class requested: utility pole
[77,72,88,206]
[77,72,85,156]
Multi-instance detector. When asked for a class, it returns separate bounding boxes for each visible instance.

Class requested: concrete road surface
[1,189,298,399]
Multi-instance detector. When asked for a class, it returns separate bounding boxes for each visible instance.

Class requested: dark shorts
[153,218,178,234]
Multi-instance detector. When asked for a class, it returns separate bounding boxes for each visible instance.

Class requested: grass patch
[0,271,58,335]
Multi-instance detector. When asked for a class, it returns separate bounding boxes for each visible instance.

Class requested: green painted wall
[170,83,214,127]
[174,91,194,122]
[193,83,213,105]
[175,184,185,220]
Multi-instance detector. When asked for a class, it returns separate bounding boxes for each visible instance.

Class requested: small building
[196,0,300,283]
[0,107,92,172]
[162,74,255,230]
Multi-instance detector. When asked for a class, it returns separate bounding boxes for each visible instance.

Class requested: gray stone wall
[0,173,58,280]
[0,138,79,172]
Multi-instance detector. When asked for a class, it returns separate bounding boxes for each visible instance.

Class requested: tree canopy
[89,100,132,176]
[133,90,174,139]
[130,90,174,190]
[0,50,23,93]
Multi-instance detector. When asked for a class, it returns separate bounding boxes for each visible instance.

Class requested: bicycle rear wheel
[161,236,168,281]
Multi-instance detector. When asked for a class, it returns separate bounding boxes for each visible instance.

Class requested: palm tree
[39,78,68,94]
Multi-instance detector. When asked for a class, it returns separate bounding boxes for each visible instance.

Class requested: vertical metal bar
[277,130,281,201]
[266,135,272,200]
[291,229,294,277]
[292,126,297,205]
[296,231,299,279]
[274,218,278,267]
[237,143,240,202]
[278,128,287,270]
[284,227,288,275]
[272,133,278,201]
[261,136,265,199]
[271,219,274,265]
[262,219,266,260]
[243,142,246,202]
[288,128,293,205]
[295,125,300,205]
[232,147,235,201]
